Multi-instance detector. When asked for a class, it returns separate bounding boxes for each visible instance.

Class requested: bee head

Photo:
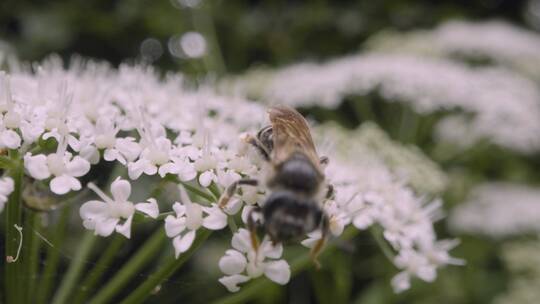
[262,190,323,242]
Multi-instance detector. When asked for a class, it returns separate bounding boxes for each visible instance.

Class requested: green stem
[71,235,126,304]
[36,206,71,304]
[208,182,221,199]
[211,228,359,304]
[23,210,41,304]
[120,229,212,304]
[4,150,23,304]
[88,228,166,304]
[369,226,396,264]
[51,231,97,304]
[179,181,215,202]
[0,155,15,169]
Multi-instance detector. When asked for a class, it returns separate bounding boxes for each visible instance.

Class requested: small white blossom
[79,178,159,238]
[193,152,218,187]
[218,228,291,292]
[164,186,227,257]
[24,148,91,195]
[104,137,141,165]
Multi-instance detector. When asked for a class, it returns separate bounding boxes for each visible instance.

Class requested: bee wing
[268,105,321,168]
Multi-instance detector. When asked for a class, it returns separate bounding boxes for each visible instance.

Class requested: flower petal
[50,175,81,195]
[24,153,51,180]
[104,149,126,165]
[172,230,196,258]
[218,275,250,293]
[66,156,91,177]
[80,200,108,230]
[198,170,215,187]
[95,217,120,237]
[111,178,131,202]
[202,205,228,230]
[158,162,178,177]
[177,162,197,182]
[135,198,159,219]
[231,229,252,253]
[219,249,247,275]
[391,271,411,293]
[115,215,133,239]
[260,240,283,259]
[165,215,186,237]
[264,260,291,285]
[0,130,21,149]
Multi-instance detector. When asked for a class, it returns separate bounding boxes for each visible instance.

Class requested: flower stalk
[88,228,167,304]
[120,229,212,304]
[72,235,126,304]
[36,206,72,304]
[51,231,97,304]
[4,150,23,304]
[23,210,42,304]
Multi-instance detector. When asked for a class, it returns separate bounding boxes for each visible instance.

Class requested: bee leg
[246,207,262,251]
[218,178,259,209]
[310,214,329,270]
[240,133,271,161]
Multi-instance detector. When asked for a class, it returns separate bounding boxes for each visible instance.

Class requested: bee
[219,105,333,266]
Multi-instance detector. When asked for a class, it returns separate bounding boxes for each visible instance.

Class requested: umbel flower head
[0,56,460,293]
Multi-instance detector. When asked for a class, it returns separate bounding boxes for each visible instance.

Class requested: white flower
[69,135,100,164]
[0,74,22,149]
[24,150,91,195]
[0,117,21,149]
[79,178,159,238]
[218,228,291,292]
[157,155,197,181]
[104,137,141,165]
[164,186,227,257]
[0,176,14,213]
[391,249,436,293]
[193,152,218,187]
[128,137,172,180]
[450,183,540,237]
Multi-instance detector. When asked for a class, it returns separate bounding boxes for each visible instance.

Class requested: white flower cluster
[0,56,457,293]
[368,20,540,81]
[449,183,540,238]
[228,52,540,154]
[314,125,462,293]
[315,122,448,194]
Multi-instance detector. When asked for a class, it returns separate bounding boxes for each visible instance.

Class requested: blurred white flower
[369,20,540,81]
[450,183,540,238]
[180,32,207,59]
[0,176,14,213]
[218,228,291,292]
[231,52,540,154]
[80,178,159,238]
